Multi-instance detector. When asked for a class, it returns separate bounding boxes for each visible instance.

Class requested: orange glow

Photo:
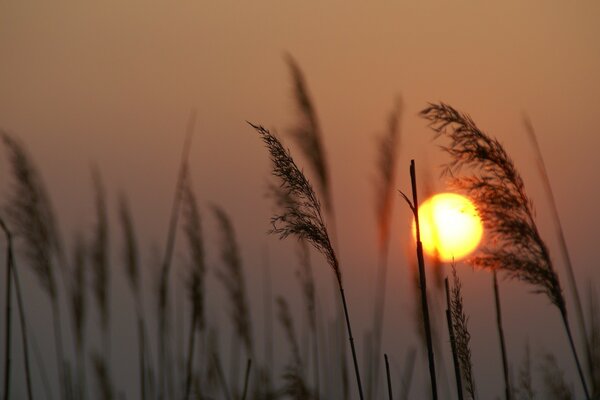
[412,193,483,262]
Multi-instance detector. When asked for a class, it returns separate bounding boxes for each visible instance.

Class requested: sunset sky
[1,1,600,398]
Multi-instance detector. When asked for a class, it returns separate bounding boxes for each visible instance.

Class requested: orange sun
[412,193,483,262]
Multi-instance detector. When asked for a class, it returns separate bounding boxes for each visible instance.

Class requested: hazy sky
[1,1,600,398]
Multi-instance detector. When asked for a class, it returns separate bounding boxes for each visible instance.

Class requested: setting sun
[412,193,483,262]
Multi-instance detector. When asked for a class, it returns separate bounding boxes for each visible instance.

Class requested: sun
[412,193,483,262]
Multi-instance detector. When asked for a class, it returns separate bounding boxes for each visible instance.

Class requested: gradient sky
[1,1,600,398]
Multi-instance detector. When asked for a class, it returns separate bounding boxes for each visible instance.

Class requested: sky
[1,1,600,399]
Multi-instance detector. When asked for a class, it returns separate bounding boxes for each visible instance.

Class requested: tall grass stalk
[69,235,87,400]
[399,160,438,399]
[493,270,511,400]
[445,277,463,400]
[2,133,67,399]
[523,117,592,387]
[1,219,34,400]
[251,122,364,400]
[384,354,393,400]
[2,218,14,400]
[586,284,600,397]
[421,102,590,399]
[157,110,196,399]
[181,175,206,400]
[371,97,402,400]
[118,194,149,400]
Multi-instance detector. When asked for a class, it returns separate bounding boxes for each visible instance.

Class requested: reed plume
[118,194,150,400]
[250,122,364,400]
[181,174,206,400]
[2,132,67,399]
[213,205,253,397]
[420,102,590,398]
[449,264,475,399]
[285,54,332,214]
[371,97,403,400]
[69,234,87,400]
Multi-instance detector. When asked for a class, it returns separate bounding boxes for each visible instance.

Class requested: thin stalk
[212,353,232,400]
[51,297,66,400]
[241,359,251,400]
[384,353,393,400]
[492,271,511,400]
[3,220,13,400]
[184,308,197,400]
[9,240,34,400]
[523,118,592,385]
[157,110,196,400]
[371,247,389,400]
[337,278,365,400]
[138,315,146,400]
[445,278,463,400]
[401,160,438,399]
[561,312,591,399]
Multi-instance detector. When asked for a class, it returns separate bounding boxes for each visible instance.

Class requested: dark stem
[337,277,365,400]
[524,119,593,388]
[184,310,197,400]
[445,278,463,400]
[371,246,390,400]
[241,359,251,400]
[409,160,438,399]
[158,110,196,400]
[561,310,591,399]
[384,353,393,400]
[9,249,34,400]
[492,271,511,400]
[138,315,146,400]
[3,222,13,400]
[51,297,66,400]
[212,353,232,400]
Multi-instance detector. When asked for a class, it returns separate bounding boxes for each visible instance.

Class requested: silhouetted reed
[370,97,402,400]
[514,341,534,400]
[69,235,87,400]
[213,205,254,396]
[181,174,206,400]
[2,218,14,400]
[449,264,475,399]
[91,352,114,400]
[524,117,593,390]
[250,122,364,400]
[2,133,67,399]
[445,277,463,400]
[587,285,600,397]
[421,102,590,399]
[118,194,150,400]
[492,270,511,400]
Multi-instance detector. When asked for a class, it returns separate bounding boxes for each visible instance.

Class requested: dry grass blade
[70,235,87,355]
[213,205,253,355]
[118,194,139,295]
[421,102,590,398]
[540,353,573,400]
[2,132,61,299]
[450,265,475,399]
[91,167,110,335]
[91,352,114,400]
[183,175,206,333]
[284,54,332,212]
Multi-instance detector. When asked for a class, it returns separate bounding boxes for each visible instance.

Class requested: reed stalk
[2,218,13,400]
[251,122,364,400]
[493,270,511,400]
[523,117,592,388]
[399,160,438,399]
[445,277,463,400]
[384,354,393,400]
[421,102,590,399]
[157,110,196,400]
